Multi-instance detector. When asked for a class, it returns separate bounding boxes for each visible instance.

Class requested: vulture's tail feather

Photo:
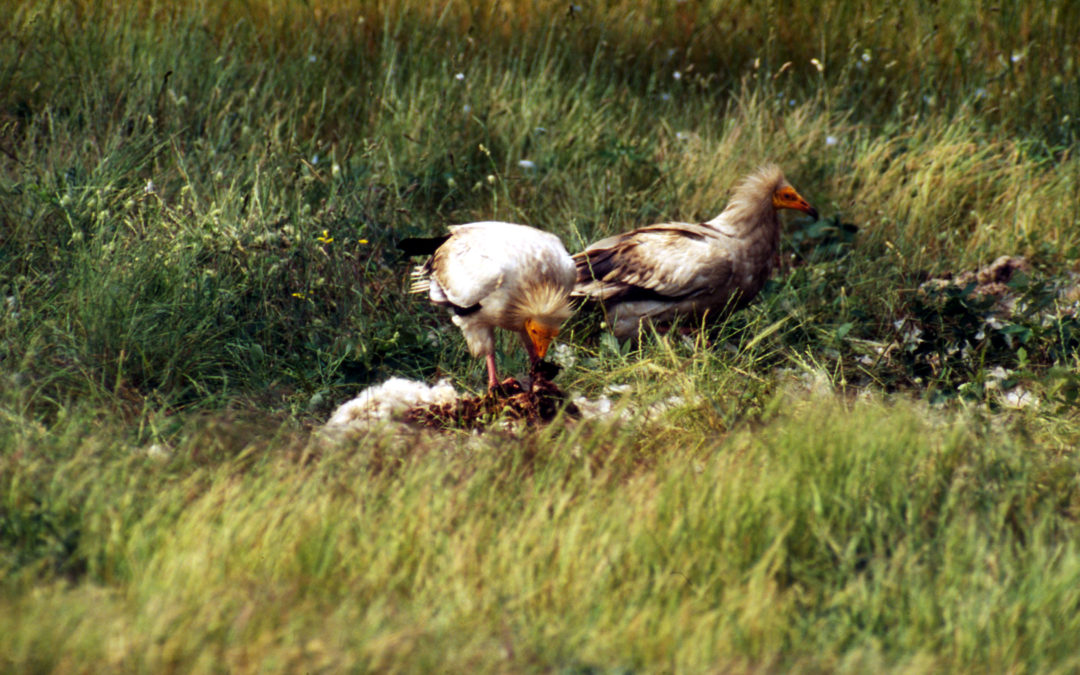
[397,235,450,257]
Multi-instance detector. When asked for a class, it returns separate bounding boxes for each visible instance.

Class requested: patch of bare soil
[402,361,580,430]
[920,255,1031,302]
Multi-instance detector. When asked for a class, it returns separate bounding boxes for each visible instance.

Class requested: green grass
[3,396,1079,671]
[2,0,1080,671]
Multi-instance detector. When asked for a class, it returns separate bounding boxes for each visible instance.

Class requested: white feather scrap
[322,377,459,435]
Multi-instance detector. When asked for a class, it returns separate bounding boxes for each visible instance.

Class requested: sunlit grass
[2,395,1079,671]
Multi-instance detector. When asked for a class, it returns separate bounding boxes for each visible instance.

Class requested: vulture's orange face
[772,185,819,219]
[524,318,560,359]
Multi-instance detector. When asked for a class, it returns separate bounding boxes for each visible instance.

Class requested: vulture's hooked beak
[773,186,819,220]
[524,319,559,360]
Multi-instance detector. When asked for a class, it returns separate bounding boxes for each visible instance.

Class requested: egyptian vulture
[573,164,819,339]
[402,221,576,389]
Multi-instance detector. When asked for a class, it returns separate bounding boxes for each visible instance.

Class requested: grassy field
[3,0,1080,671]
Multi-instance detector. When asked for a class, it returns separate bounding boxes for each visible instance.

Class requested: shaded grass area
[2,0,1080,671]
[2,0,1078,413]
[3,0,1080,410]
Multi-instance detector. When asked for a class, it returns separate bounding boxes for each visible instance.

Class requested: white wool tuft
[323,377,458,432]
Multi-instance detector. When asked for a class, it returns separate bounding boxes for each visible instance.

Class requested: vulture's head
[728,165,820,227]
[772,182,819,220]
[515,283,574,359]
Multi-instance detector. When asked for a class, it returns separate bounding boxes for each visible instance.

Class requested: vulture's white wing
[431,222,571,310]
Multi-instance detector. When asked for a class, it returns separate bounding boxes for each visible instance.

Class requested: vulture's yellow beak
[524,318,560,360]
[772,185,819,220]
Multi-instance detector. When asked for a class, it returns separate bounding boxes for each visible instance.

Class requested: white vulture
[401,221,576,390]
[573,164,819,340]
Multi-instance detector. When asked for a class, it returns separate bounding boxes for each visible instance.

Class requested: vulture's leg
[485,353,501,390]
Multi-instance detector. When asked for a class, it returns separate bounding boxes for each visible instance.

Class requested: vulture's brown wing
[574,224,734,302]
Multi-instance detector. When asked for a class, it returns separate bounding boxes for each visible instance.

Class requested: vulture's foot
[487,377,526,399]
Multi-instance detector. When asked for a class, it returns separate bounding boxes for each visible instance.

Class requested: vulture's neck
[509,282,572,328]
[705,168,783,237]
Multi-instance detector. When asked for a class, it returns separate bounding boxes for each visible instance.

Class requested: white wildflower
[140,443,171,461]
[455,72,465,81]
[518,159,536,169]
[825,135,838,147]
[550,342,577,369]
[1002,387,1036,408]
[986,366,1010,382]
[573,394,617,420]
